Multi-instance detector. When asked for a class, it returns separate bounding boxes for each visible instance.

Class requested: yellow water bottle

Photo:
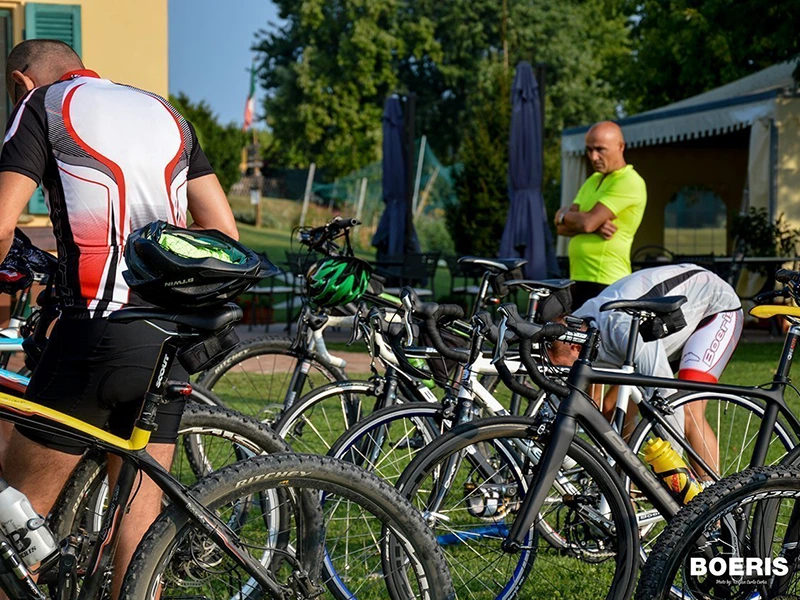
[643,438,703,504]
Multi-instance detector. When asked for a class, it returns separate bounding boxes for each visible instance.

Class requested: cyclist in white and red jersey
[548,263,743,481]
[0,39,238,596]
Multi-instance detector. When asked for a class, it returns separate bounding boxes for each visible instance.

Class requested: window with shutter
[24,3,81,215]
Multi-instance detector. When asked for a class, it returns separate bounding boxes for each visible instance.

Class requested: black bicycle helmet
[306,256,372,308]
[123,221,280,309]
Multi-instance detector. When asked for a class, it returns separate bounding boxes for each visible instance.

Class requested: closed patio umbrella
[372,95,416,258]
[499,61,557,279]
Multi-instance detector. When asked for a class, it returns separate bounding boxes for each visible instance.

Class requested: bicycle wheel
[627,391,798,551]
[274,379,413,454]
[120,453,455,600]
[49,403,290,539]
[396,417,638,600]
[196,336,346,423]
[635,465,800,600]
[329,403,447,485]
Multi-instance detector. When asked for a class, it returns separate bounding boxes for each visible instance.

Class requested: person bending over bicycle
[547,263,742,482]
[0,40,238,598]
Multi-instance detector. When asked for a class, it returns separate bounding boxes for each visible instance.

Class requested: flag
[243,63,256,131]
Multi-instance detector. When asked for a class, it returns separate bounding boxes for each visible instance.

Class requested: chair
[382,252,441,298]
[444,255,483,302]
[239,267,295,332]
[631,245,675,270]
[672,253,718,274]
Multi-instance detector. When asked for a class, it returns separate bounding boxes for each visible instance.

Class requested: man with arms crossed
[0,40,237,597]
[555,121,646,310]
[547,264,743,482]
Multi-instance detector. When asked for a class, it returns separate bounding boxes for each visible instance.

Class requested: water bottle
[0,479,57,566]
[642,437,703,504]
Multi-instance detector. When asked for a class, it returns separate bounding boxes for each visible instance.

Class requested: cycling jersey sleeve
[0,89,49,185]
[186,121,214,180]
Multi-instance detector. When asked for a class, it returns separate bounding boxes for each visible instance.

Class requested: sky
[169,0,282,127]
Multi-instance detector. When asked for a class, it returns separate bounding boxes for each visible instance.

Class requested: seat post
[134,335,181,437]
[623,314,642,367]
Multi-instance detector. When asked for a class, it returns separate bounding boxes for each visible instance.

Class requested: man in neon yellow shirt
[555,121,646,309]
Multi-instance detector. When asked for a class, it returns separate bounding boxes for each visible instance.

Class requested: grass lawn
[202,336,795,600]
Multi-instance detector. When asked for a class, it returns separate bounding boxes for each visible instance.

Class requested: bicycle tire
[273,378,413,454]
[328,402,573,551]
[196,336,346,423]
[395,417,639,600]
[635,465,800,600]
[120,453,455,600]
[49,403,291,540]
[626,390,798,552]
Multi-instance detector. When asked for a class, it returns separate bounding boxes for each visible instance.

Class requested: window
[664,187,728,255]
[0,10,12,128]
[24,3,82,215]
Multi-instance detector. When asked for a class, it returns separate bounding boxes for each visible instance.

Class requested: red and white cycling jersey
[0,70,214,318]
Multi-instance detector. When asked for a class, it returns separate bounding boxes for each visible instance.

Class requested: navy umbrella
[499,61,558,279]
[372,95,418,258]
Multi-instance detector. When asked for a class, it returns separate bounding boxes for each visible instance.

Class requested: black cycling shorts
[18,316,188,454]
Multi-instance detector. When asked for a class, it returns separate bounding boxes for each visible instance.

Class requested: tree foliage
[256,0,629,176]
[169,93,247,193]
[447,63,511,256]
[621,0,800,113]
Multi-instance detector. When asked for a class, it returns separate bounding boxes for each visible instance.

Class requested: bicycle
[392,273,800,599]
[0,297,452,600]
[197,216,526,423]
[635,464,800,599]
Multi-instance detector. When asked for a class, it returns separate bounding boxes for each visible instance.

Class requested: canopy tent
[559,60,800,255]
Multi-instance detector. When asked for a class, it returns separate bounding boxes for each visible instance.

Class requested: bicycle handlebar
[776,269,800,284]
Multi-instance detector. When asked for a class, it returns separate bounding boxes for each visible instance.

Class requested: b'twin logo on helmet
[165,277,195,287]
[689,557,789,579]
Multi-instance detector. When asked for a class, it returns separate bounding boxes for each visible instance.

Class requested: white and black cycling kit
[575,263,743,384]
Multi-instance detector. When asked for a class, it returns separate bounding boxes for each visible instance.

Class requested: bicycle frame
[0,334,289,600]
[502,323,800,550]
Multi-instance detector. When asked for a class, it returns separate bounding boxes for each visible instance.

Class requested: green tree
[169,93,247,192]
[255,0,408,177]
[447,63,511,256]
[621,0,800,113]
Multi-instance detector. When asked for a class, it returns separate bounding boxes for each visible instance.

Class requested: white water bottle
[0,479,57,566]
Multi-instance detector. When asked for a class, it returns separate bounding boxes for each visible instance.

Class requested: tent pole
[412,135,426,216]
[356,177,368,223]
[300,163,316,228]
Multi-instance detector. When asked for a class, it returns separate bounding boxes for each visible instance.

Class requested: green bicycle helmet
[306,256,372,308]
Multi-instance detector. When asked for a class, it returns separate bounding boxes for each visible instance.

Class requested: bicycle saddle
[599,296,687,315]
[505,279,574,292]
[457,256,527,273]
[108,302,243,332]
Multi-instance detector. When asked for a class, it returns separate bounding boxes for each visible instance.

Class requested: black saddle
[108,302,242,332]
[458,256,527,273]
[599,296,687,316]
[505,279,574,293]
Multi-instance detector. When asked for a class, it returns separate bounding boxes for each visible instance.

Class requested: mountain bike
[0,300,453,600]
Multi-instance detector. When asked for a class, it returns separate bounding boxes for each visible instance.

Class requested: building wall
[625,142,748,254]
[0,0,167,96]
[776,98,800,230]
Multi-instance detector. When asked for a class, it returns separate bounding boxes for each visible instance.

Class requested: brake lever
[492,315,510,364]
[348,301,369,345]
[401,294,415,346]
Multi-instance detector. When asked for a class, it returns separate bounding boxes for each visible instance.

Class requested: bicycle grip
[423,304,468,362]
[494,359,541,401]
[775,269,800,284]
[518,334,570,398]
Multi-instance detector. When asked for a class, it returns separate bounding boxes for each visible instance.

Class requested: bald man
[555,121,647,310]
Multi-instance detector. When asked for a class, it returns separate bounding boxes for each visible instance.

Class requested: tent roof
[562,60,800,155]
